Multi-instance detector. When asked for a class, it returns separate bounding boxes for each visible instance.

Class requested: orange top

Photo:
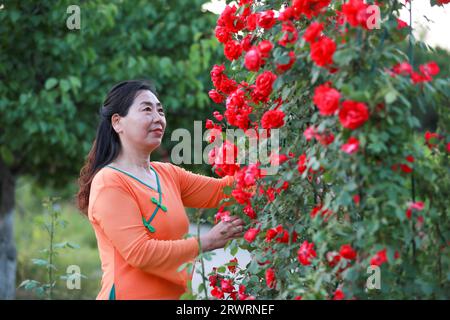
[88,161,235,300]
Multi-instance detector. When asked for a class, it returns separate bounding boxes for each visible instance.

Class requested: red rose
[396,18,408,30]
[405,155,415,163]
[244,47,262,72]
[303,125,316,141]
[341,137,360,154]
[411,71,427,84]
[209,140,240,176]
[257,40,273,58]
[232,188,252,205]
[424,131,440,148]
[278,21,298,46]
[246,13,259,31]
[258,10,276,29]
[370,248,388,266]
[392,62,413,76]
[339,244,357,260]
[244,227,260,243]
[221,279,234,293]
[338,100,370,129]
[224,90,252,130]
[224,40,242,61]
[255,71,277,97]
[419,61,440,78]
[210,64,225,89]
[297,240,317,266]
[310,36,336,67]
[214,206,231,224]
[303,22,324,43]
[316,132,334,146]
[210,64,238,94]
[217,5,245,33]
[241,34,253,51]
[292,0,331,19]
[400,164,413,173]
[279,6,295,21]
[211,286,224,299]
[243,204,257,219]
[265,267,276,289]
[208,274,218,287]
[215,26,231,43]
[406,201,424,219]
[333,289,345,300]
[310,204,332,220]
[341,0,369,27]
[261,109,285,129]
[326,251,341,268]
[265,228,278,242]
[219,77,238,95]
[213,111,223,121]
[297,154,307,174]
[209,89,225,104]
[313,82,340,115]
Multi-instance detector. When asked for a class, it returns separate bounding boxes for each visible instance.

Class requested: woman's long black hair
[77,80,157,215]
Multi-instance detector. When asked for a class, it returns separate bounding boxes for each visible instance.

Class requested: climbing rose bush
[200,0,450,300]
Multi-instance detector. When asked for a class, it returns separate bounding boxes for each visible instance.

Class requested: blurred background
[0,0,448,299]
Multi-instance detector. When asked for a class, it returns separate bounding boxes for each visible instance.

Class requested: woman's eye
[144,107,152,111]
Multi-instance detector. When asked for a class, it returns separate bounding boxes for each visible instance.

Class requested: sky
[203,0,450,51]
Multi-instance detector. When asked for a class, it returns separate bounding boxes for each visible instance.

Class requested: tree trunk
[0,159,16,299]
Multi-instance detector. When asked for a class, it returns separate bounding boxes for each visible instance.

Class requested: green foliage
[0,0,222,190]
[17,196,86,299]
[201,0,450,300]
[15,178,101,299]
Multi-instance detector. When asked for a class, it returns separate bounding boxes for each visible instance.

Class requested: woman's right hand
[199,216,245,252]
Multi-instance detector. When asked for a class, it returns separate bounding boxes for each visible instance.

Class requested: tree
[0,0,220,298]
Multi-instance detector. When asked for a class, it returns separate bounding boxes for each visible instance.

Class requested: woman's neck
[111,151,152,173]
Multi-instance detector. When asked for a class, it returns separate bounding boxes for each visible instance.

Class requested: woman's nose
[151,111,165,126]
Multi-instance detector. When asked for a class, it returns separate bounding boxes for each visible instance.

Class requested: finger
[228,215,240,222]
[232,219,245,227]
[231,225,244,234]
[230,230,245,239]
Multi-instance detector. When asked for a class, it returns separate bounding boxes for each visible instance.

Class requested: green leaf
[45,78,58,90]
[385,90,398,104]
[223,186,232,195]
[333,49,357,66]
[60,79,71,92]
[230,244,239,256]
[31,258,49,267]
[217,266,226,273]
[19,280,40,290]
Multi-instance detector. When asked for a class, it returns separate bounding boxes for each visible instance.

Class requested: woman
[77,80,245,300]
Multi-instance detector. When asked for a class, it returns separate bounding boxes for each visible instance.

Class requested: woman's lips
[151,129,163,135]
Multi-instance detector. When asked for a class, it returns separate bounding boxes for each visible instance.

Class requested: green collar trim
[105,164,166,233]
[106,165,158,192]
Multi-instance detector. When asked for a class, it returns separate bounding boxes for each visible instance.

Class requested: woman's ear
[111,114,123,134]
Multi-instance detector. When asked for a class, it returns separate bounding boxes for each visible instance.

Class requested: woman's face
[112,90,166,152]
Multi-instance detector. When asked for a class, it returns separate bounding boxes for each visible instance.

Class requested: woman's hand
[199,216,245,252]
